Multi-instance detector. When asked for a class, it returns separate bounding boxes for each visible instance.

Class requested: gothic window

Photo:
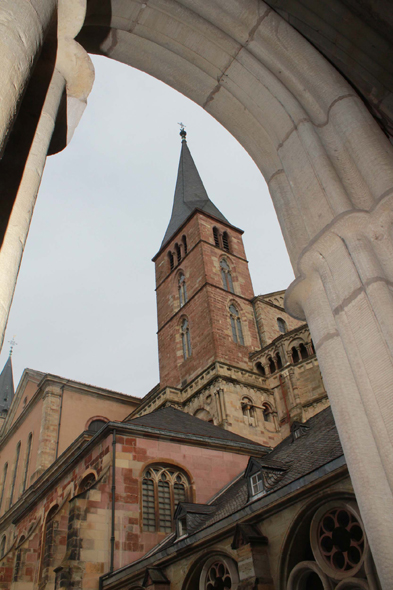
[255,362,265,376]
[268,356,276,374]
[276,352,283,370]
[142,466,190,533]
[182,235,188,255]
[178,273,188,307]
[39,505,59,583]
[292,347,300,364]
[200,556,239,590]
[175,243,181,265]
[168,251,174,271]
[300,343,308,360]
[262,403,273,423]
[22,433,32,494]
[181,319,192,359]
[0,535,5,559]
[277,317,287,334]
[220,259,234,293]
[0,463,8,512]
[9,441,21,507]
[88,419,107,433]
[213,227,220,247]
[78,472,96,493]
[222,231,230,252]
[229,304,244,345]
[242,397,256,426]
[13,535,25,582]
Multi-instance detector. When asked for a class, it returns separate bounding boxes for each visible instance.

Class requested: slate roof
[128,406,269,451]
[161,138,230,248]
[148,407,344,550]
[0,356,14,414]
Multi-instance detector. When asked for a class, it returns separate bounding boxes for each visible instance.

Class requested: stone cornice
[249,323,310,360]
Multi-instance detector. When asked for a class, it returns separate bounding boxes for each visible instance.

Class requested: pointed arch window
[0,463,8,513]
[182,235,188,255]
[175,243,181,265]
[39,504,59,584]
[229,305,244,345]
[181,319,192,359]
[213,227,220,247]
[220,259,234,293]
[222,231,230,252]
[9,441,21,507]
[13,535,25,582]
[22,433,32,494]
[142,466,190,533]
[168,251,174,271]
[0,535,5,559]
[178,273,188,307]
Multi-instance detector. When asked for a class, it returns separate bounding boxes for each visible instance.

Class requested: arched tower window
[220,259,234,293]
[0,535,6,559]
[142,465,190,533]
[175,243,181,265]
[300,343,309,360]
[88,419,107,433]
[0,463,8,513]
[13,535,25,582]
[178,273,188,307]
[268,356,276,374]
[262,403,273,422]
[292,347,300,364]
[182,235,188,255]
[255,362,265,376]
[168,251,174,271]
[22,433,32,494]
[181,319,192,360]
[9,441,21,507]
[213,227,220,247]
[229,304,244,345]
[276,352,283,370]
[222,231,230,252]
[242,397,256,426]
[277,317,287,334]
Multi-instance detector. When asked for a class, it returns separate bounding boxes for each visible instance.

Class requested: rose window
[317,507,364,573]
[205,561,232,590]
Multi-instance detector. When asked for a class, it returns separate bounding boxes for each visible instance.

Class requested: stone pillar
[33,386,62,480]
[286,195,393,588]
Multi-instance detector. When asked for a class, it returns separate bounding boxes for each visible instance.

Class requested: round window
[199,556,239,590]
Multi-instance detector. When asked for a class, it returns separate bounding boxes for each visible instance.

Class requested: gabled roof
[0,356,14,414]
[160,138,230,248]
[128,406,269,451]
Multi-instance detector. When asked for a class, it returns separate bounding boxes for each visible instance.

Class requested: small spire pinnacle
[8,336,17,357]
[178,122,187,142]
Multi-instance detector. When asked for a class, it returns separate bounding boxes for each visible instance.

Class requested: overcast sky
[0,55,295,397]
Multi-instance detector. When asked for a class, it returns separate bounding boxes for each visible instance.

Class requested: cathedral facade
[0,136,379,590]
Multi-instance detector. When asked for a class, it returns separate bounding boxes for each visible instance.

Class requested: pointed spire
[0,354,14,415]
[161,129,230,247]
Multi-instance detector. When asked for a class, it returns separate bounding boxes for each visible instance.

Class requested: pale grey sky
[0,55,294,397]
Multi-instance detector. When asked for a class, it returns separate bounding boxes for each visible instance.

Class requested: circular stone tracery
[317,508,364,574]
[205,561,232,590]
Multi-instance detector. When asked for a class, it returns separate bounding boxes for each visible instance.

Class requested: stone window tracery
[200,555,239,590]
[178,273,188,307]
[229,304,244,345]
[142,466,190,533]
[220,259,234,293]
[181,318,192,359]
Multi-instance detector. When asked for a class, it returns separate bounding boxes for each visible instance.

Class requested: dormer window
[178,516,187,537]
[250,472,263,496]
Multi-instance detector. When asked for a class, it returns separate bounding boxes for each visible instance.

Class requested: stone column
[286,195,393,588]
[33,385,62,480]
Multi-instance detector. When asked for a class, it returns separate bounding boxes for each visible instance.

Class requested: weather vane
[178,122,187,141]
[8,336,17,356]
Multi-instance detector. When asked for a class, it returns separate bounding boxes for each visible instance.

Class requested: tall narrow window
[0,535,6,559]
[276,352,283,370]
[39,505,59,584]
[255,362,265,376]
[292,347,300,363]
[181,319,192,359]
[300,343,309,359]
[213,227,220,247]
[178,273,187,307]
[142,466,190,533]
[277,317,287,334]
[9,442,21,507]
[220,259,234,293]
[262,403,273,422]
[0,463,8,513]
[22,433,32,494]
[13,535,25,582]
[242,397,256,426]
[268,356,276,374]
[229,305,244,345]
[222,231,230,252]
[175,243,181,265]
[168,251,174,271]
[182,235,188,255]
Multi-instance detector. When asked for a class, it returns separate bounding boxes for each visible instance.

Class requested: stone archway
[1,1,393,586]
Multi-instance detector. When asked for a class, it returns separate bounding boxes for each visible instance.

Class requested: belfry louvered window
[220,259,234,293]
[229,304,244,345]
[142,466,190,533]
[178,273,188,307]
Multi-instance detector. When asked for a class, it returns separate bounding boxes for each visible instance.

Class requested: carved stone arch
[139,458,196,503]
[181,550,239,590]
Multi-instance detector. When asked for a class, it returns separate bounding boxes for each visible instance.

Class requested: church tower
[153,130,260,389]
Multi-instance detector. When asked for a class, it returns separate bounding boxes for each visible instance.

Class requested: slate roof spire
[161,128,230,247]
[0,353,14,415]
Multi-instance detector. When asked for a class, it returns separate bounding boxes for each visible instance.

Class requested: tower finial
[8,336,17,357]
[178,122,187,142]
